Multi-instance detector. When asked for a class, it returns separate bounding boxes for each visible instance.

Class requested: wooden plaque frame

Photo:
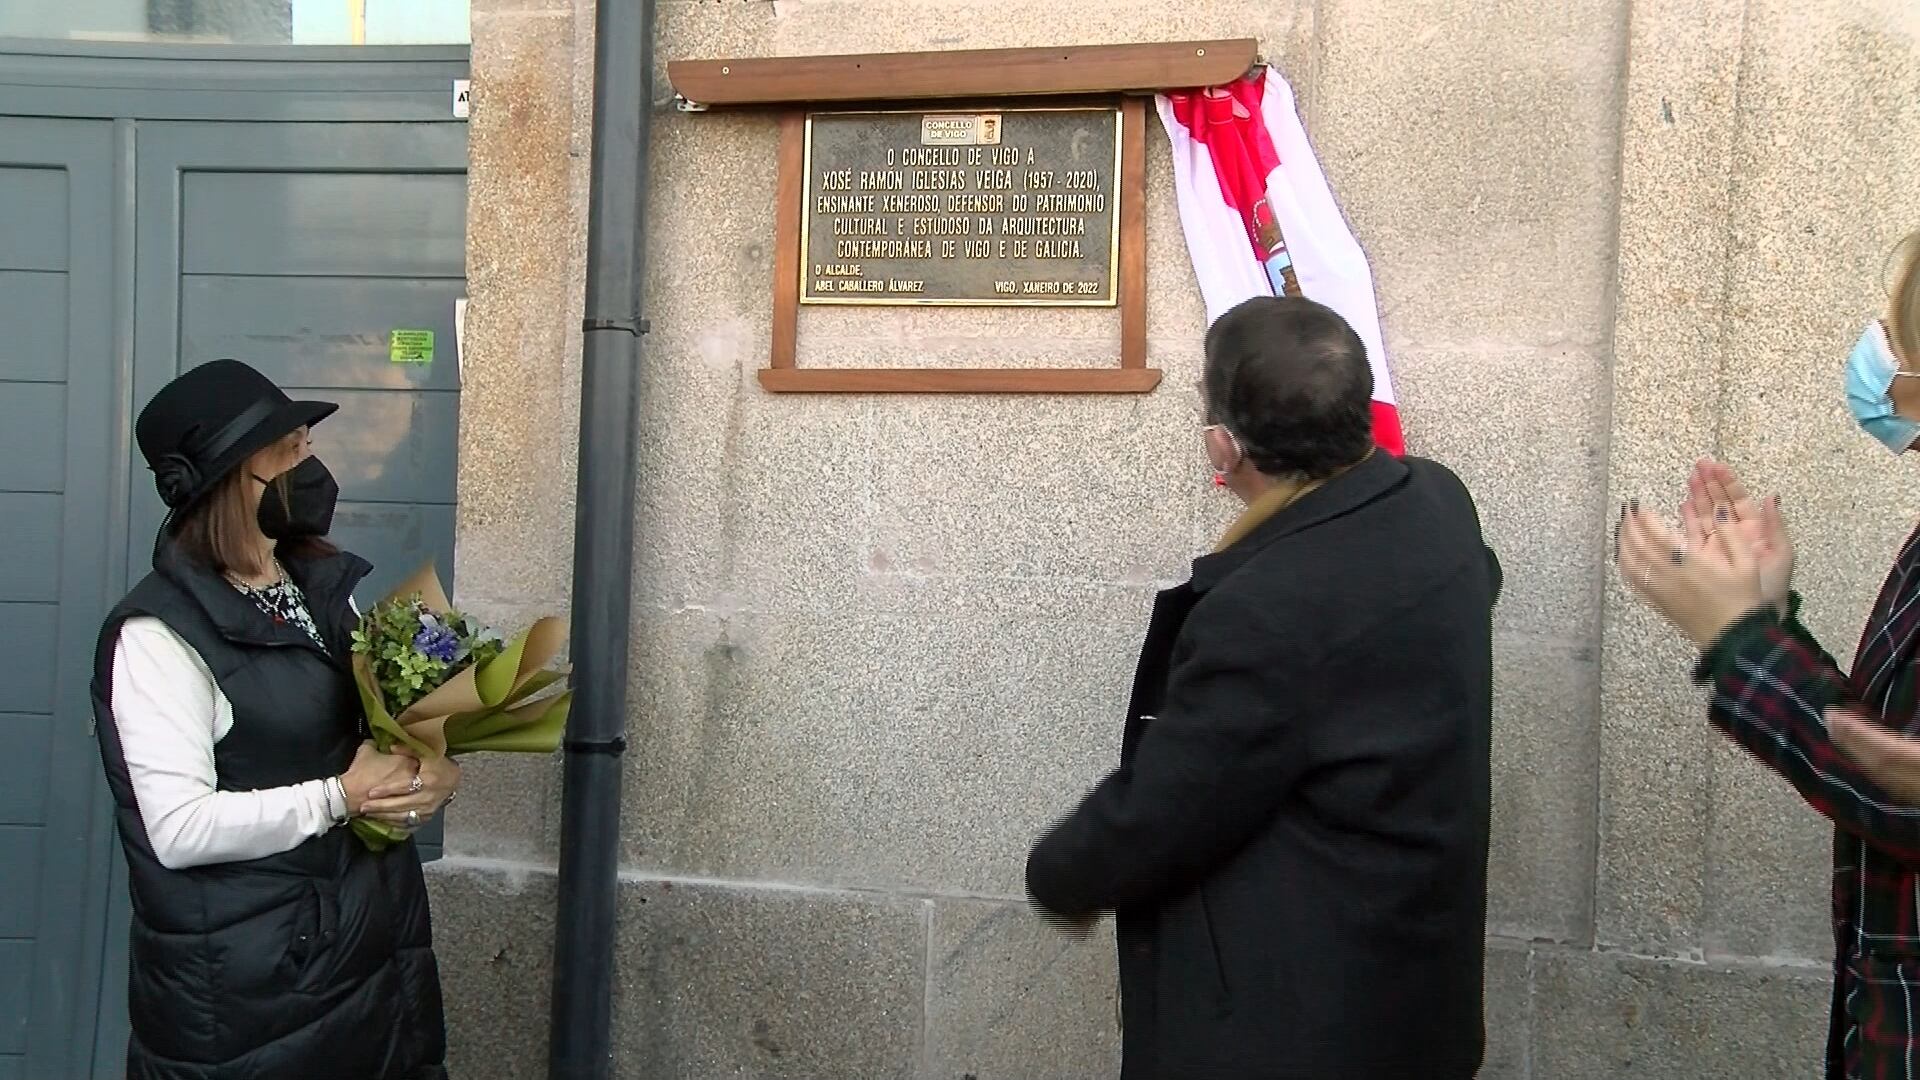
[761,96,1155,394]
[666,41,1261,393]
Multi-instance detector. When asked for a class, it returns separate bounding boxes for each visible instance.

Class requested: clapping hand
[1664,464,1920,805]
[1678,459,1793,618]
[1616,496,1767,647]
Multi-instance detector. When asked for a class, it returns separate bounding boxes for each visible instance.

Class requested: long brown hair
[171,467,270,578]
[1892,230,1920,367]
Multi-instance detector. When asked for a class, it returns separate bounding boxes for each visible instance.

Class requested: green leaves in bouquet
[452,612,508,671]
[349,593,507,714]
[351,594,443,712]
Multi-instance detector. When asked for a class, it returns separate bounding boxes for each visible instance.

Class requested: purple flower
[413,621,460,663]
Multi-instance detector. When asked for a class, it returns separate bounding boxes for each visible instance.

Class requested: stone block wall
[438,0,1920,1076]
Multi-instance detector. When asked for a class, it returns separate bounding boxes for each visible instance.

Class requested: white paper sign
[454,297,467,381]
[453,79,471,119]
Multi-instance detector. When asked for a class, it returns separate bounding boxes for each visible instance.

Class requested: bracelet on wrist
[327,776,351,824]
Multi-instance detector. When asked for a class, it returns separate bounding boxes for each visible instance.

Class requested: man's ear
[1203,426,1239,471]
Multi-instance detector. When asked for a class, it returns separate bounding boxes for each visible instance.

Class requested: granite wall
[434,0,1920,1076]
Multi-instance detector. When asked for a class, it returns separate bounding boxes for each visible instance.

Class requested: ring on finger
[408,773,424,794]
[406,809,419,828]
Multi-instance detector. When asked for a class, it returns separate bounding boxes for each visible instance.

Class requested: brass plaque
[800,106,1122,306]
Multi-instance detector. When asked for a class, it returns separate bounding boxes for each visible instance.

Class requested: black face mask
[254,455,339,539]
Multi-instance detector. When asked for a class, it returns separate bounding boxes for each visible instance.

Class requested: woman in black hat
[91,359,455,1080]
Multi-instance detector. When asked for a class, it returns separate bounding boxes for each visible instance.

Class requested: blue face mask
[1846,320,1920,454]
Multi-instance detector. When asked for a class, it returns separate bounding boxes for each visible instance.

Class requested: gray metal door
[129,120,468,631]
[0,116,125,1080]
[0,46,468,1077]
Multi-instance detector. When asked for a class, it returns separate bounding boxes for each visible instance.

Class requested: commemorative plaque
[800,106,1122,306]
[667,40,1254,390]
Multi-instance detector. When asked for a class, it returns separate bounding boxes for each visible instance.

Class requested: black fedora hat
[136,359,337,510]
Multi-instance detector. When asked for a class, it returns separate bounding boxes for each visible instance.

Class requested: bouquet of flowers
[347,563,572,850]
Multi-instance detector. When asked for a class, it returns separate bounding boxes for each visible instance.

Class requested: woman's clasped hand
[334,741,462,830]
[361,749,461,830]
[337,741,416,816]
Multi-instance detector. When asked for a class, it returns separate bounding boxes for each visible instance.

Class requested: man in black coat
[1026,296,1500,1080]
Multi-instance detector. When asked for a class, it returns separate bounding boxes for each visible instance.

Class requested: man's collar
[1190,451,1409,594]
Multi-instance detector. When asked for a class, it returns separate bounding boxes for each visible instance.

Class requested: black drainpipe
[548,0,653,1074]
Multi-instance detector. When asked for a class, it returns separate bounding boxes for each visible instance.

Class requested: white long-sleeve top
[111,616,349,870]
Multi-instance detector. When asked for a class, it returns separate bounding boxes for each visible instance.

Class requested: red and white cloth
[1158,68,1403,455]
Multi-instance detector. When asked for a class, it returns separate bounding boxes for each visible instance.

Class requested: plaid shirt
[1700,528,1920,1080]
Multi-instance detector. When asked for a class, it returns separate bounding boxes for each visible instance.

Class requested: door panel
[0,716,52,826]
[0,494,63,601]
[0,940,30,1061]
[132,121,467,879]
[320,388,461,502]
[0,830,39,935]
[0,384,65,491]
[0,272,70,380]
[0,116,122,1080]
[180,275,465,390]
[0,165,70,270]
[181,169,466,277]
[0,605,60,713]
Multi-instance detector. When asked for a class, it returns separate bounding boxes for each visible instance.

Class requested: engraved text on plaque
[800,106,1122,306]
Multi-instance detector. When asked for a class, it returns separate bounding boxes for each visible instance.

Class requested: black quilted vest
[91,543,446,1080]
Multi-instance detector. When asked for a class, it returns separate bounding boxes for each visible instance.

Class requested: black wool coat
[1027,452,1500,1080]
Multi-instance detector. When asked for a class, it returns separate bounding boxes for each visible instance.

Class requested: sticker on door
[390,329,434,363]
